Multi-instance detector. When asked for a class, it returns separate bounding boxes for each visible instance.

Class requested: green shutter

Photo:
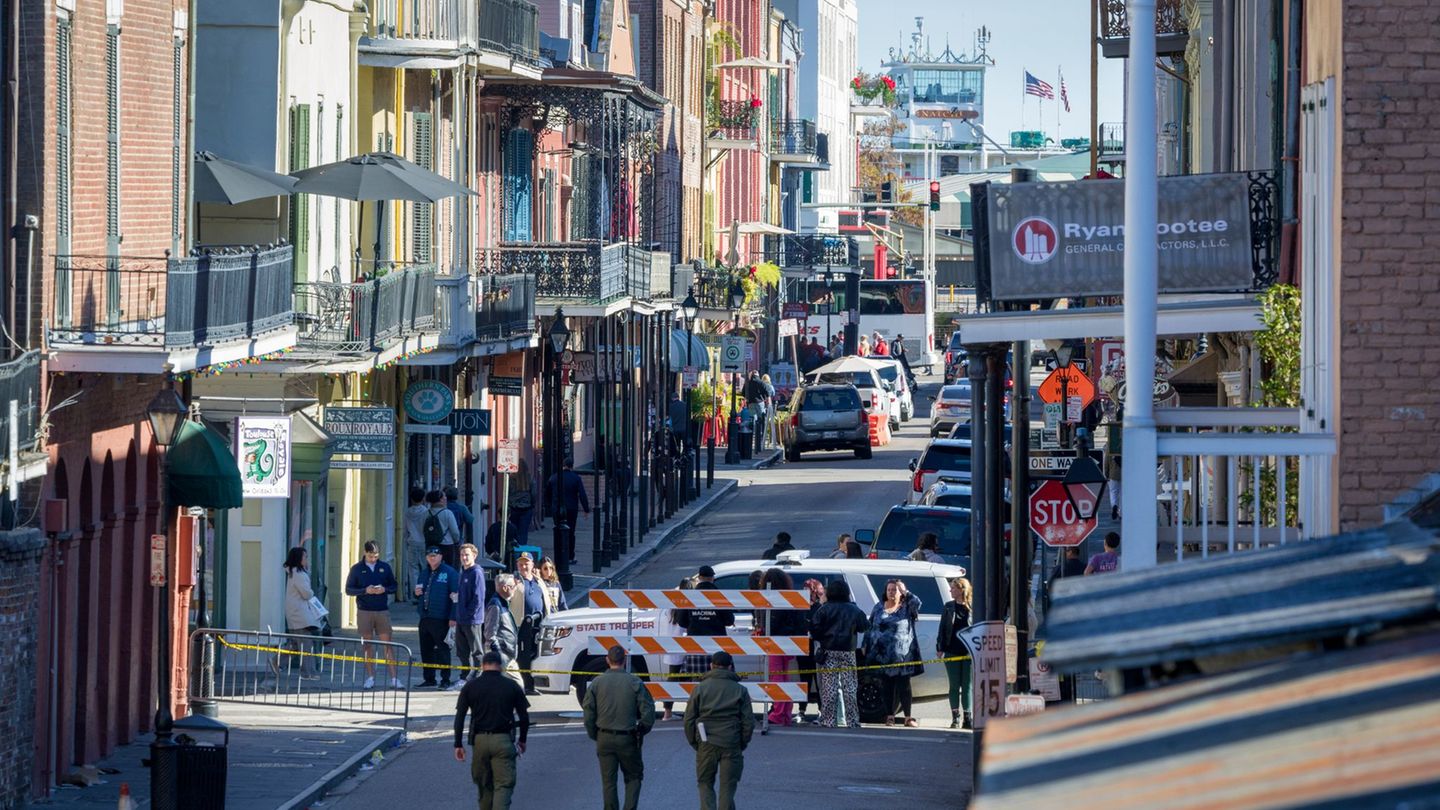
[289,103,311,280]
[172,36,183,250]
[410,112,433,263]
[105,26,120,253]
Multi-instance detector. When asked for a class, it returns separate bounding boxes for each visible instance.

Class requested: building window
[410,111,433,262]
[171,34,183,250]
[289,103,312,278]
[503,128,534,242]
[911,69,984,106]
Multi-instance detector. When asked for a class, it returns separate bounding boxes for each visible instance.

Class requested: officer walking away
[583,645,656,810]
[683,651,754,810]
[454,651,530,810]
[415,546,459,688]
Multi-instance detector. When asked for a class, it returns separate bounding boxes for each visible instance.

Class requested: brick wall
[1337,0,1440,528]
[0,529,45,808]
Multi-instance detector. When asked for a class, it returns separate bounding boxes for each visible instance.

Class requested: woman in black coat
[938,577,973,728]
[808,579,870,727]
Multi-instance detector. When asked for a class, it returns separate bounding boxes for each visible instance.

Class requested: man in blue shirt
[344,541,400,689]
[507,552,549,695]
[454,543,488,686]
[415,546,459,688]
[546,461,591,565]
[444,485,476,546]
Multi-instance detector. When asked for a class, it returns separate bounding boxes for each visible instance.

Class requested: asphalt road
[318,373,978,808]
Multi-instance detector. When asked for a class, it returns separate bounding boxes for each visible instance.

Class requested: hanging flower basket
[852,73,898,106]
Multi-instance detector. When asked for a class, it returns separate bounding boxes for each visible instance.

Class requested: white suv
[534,553,966,724]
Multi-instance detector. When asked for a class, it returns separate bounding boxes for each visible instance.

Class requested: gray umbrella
[192,151,299,204]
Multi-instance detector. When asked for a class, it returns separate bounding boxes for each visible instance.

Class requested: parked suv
[858,504,973,568]
[907,439,972,503]
[783,384,871,461]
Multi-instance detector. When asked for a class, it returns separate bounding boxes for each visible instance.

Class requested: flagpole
[1021,68,1027,130]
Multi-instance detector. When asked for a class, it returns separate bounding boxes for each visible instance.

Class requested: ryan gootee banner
[985,172,1256,300]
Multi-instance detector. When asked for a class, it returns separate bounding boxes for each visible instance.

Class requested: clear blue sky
[856,3,1127,140]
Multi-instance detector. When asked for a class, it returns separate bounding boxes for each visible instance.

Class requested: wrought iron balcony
[0,350,42,484]
[478,241,653,302]
[708,100,762,143]
[366,0,540,65]
[48,246,295,349]
[476,272,536,342]
[1099,0,1189,58]
[292,263,437,355]
[689,266,742,311]
[763,234,859,269]
[769,119,822,164]
[1100,122,1125,156]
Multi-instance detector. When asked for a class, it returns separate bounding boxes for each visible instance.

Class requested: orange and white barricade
[645,681,808,704]
[587,589,809,611]
[587,635,811,657]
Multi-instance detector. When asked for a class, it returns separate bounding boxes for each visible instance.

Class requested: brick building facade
[0,529,45,808]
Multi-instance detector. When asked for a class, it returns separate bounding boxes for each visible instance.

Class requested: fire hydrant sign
[1029,479,1098,547]
[496,439,520,474]
[958,621,1008,730]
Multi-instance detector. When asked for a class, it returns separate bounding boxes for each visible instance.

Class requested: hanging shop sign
[984,173,1256,301]
[323,407,396,458]
[403,380,455,423]
[235,416,291,498]
[490,352,525,397]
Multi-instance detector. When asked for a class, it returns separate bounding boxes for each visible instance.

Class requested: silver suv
[783,383,871,461]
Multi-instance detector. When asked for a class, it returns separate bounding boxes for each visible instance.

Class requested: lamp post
[145,385,186,808]
[1062,439,1108,522]
[189,505,217,718]
[724,278,746,465]
[681,289,700,496]
[548,309,572,588]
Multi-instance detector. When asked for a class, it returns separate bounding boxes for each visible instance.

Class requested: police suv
[534,551,967,723]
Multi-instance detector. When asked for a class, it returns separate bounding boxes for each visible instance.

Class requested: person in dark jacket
[938,577,973,729]
[454,544,487,685]
[483,574,523,686]
[760,532,796,560]
[445,485,475,546]
[415,547,459,688]
[1045,547,1086,612]
[755,568,808,725]
[675,565,735,676]
[864,579,924,727]
[345,541,401,689]
[808,579,869,727]
[453,652,530,810]
[484,517,521,558]
[683,652,754,810]
[547,461,591,565]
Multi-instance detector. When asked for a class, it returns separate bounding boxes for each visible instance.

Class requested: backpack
[423,508,447,547]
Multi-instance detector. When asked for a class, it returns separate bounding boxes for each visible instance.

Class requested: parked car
[533,551,967,723]
[806,365,900,430]
[865,357,914,422]
[920,480,1012,512]
[783,383,871,461]
[908,439,972,503]
[930,383,973,437]
[856,505,973,569]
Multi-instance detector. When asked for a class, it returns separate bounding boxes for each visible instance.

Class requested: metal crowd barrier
[190,628,414,732]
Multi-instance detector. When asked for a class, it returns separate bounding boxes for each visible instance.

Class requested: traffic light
[929,180,941,212]
[880,180,894,204]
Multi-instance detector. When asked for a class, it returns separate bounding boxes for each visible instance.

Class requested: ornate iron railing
[49,246,296,349]
[1099,0,1188,57]
[769,119,820,158]
[762,234,858,269]
[368,0,539,64]
[478,241,633,301]
[691,266,740,310]
[1100,122,1125,155]
[293,263,437,354]
[476,272,536,342]
[0,350,40,463]
[711,100,761,139]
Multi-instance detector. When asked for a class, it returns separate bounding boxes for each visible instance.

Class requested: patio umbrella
[290,153,474,274]
[192,150,299,204]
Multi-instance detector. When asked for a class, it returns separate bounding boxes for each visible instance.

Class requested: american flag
[1024,71,1055,100]
[1060,73,1071,112]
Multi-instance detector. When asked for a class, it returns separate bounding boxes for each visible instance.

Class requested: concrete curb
[277,726,402,810]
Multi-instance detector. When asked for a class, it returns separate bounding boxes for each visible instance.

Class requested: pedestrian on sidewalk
[1086,532,1121,575]
[445,484,476,546]
[484,516,521,560]
[865,579,924,727]
[891,334,914,384]
[809,579,868,727]
[938,577,973,729]
[454,543,487,685]
[509,553,549,694]
[547,460,591,565]
[415,547,459,689]
[537,557,569,613]
[1105,429,1123,521]
[1045,547,1086,612]
[761,531,796,560]
[684,651,754,810]
[280,547,323,680]
[508,458,536,547]
[344,541,401,690]
[484,574,524,686]
[759,374,777,450]
[583,644,656,810]
[423,490,463,569]
[403,486,429,597]
[454,651,530,810]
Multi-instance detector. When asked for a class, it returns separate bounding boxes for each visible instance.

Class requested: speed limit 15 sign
[958,621,1009,730]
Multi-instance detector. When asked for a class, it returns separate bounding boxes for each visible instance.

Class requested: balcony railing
[690,266,740,311]
[769,120,821,162]
[1098,0,1188,58]
[368,0,540,64]
[48,246,296,350]
[476,272,536,342]
[293,263,437,354]
[0,350,40,464]
[479,241,640,302]
[1099,122,1125,155]
[709,100,761,141]
[762,234,859,269]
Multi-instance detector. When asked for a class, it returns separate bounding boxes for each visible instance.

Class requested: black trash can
[167,715,228,810]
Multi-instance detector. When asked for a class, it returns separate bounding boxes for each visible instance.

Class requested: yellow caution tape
[213,635,970,679]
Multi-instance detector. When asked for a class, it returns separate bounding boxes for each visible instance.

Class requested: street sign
[1028,479,1099,547]
[777,318,799,337]
[490,353,524,397]
[149,534,166,587]
[1066,395,1083,423]
[1038,366,1096,409]
[449,409,492,436]
[958,621,1008,730]
[1043,402,1061,430]
[496,439,520,474]
[682,366,700,387]
[721,336,745,373]
[782,302,809,320]
[1005,694,1046,717]
[324,407,396,456]
[1029,450,1105,478]
[1029,657,1062,702]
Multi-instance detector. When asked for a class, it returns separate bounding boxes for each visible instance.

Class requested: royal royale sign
[984,173,1256,301]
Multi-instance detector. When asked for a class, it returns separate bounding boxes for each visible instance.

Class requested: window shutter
[55,17,74,328]
[411,112,433,262]
[105,26,120,253]
[289,103,311,280]
[171,36,183,250]
[503,128,533,242]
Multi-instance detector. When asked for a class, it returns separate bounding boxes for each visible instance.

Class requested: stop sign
[1028,479,1099,547]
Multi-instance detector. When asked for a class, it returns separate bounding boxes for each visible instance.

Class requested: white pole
[1121,0,1159,570]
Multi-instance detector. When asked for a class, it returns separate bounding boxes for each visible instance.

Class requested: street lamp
[681,289,700,495]
[724,277,746,464]
[548,308,572,587]
[145,384,186,807]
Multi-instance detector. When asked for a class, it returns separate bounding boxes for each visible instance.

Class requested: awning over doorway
[670,329,711,369]
[166,420,244,509]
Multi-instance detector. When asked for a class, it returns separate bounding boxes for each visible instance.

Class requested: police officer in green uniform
[454,651,531,810]
[683,651,754,810]
[582,645,656,810]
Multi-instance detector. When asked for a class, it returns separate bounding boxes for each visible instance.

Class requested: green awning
[166,420,244,509]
